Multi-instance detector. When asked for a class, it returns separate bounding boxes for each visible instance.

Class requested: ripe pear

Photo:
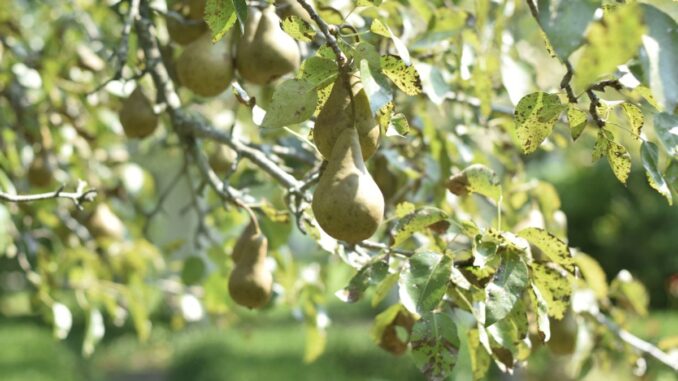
[312,128,384,243]
[177,32,234,97]
[119,87,158,139]
[166,0,207,45]
[228,224,273,309]
[547,309,578,355]
[313,75,380,160]
[275,0,314,24]
[27,155,54,188]
[235,5,300,85]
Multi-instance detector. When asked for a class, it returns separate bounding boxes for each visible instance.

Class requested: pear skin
[235,5,300,85]
[313,74,380,160]
[119,87,158,139]
[228,229,273,309]
[312,128,384,243]
[166,0,207,45]
[231,220,258,263]
[27,155,54,188]
[177,32,234,97]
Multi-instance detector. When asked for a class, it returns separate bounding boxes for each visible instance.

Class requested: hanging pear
[313,74,380,160]
[208,143,238,174]
[119,87,158,139]
[235,5,300,85]
[87,204,126,240]
[27,155,54,188]
[312,128,384,243]
[176,32,234,97]
[166,0,207,45]
[228,221,273,309]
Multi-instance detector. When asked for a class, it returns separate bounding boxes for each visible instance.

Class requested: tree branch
[294,0,346,67]
[0,184,97,209]
[589,311,678,372]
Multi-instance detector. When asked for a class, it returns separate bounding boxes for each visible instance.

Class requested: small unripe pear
[208,144,238,174]
[235,6,300,85]
[119,87,158,139]
[166,0,207,45]
[27,155,54,188]
[177,33,234,97]
[88,204,126,240]
[312,128,384,243]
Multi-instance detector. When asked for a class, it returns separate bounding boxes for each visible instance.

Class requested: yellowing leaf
[380,55,423,96]
[514,92,564,153]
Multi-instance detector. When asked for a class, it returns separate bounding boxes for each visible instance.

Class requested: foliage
[0,0,677,380]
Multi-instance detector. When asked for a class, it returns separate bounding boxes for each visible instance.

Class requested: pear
[119,87,158,139]
[208,144,238,174]
[166,0,207,45]
[177,32,234,97]
[372,154,399,202]
[87,204,125,240]
[27,155,54,188]
[235,5,300,85]
[547,309,578,355]
[231,220,258,263]
[275,0,314,24]
[228,222,273,309]
[313,74,380,160]
[312,128,384,243]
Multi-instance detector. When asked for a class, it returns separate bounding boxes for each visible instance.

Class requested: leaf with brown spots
[261,79,317,128]
[514,92,564,154]
[381,55,423,96]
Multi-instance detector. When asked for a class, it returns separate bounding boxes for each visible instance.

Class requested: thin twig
[0,185,97,209]
[589,311,678,372]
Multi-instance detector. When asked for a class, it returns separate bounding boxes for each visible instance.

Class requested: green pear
[275,0,314,24]
[208,144,238,174]
[27,155,54,188]
[228,224,273,309]
[88,204,125,240]
[371,154,399,202]
[231,220,258,263]
[119,87,158,139]
[313,74,380,160]
[177,32,234,97]
[166,0,207,45]
[312,128,384,243]
[547,309,578,355]
[235,5,300,85]
[378,310,416,356]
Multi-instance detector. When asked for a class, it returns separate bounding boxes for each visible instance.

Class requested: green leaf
[641,141,673,204]
[411,312,459,380]
[514,92,564,154]
[610,270,649,316]
[399,252,453,314]
[232,0,248,35]
[641,4,678,111]
[354,42,381,70]
[371,272,400,307]
[304,322,327,363]
[592,129,612,161]
[573,3,645,90]
[181,256,206,285]
[281,15,316,42]
[261,79,317,128]
[484,251,529,325]
[536,0,599,59]
[531,263,571,319]
[517,227,574,273]
[653,112,678,157]
[388,113,410,136]
[620,103,644,140]
[530,286,551,342]
[606,139,632,184]
[567,105,588,141]
[359,59,393,115]
[467,329,491,380]
[380,55,423,96]
[205,0,238,41]
[336,260,388,303]
[446,164,501,201]
[298,56,338,87]
[392,207,448,246]
[572,251,608,300]
[0,204,12,255]
[370,19,390,37]
[371,303,406,343]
